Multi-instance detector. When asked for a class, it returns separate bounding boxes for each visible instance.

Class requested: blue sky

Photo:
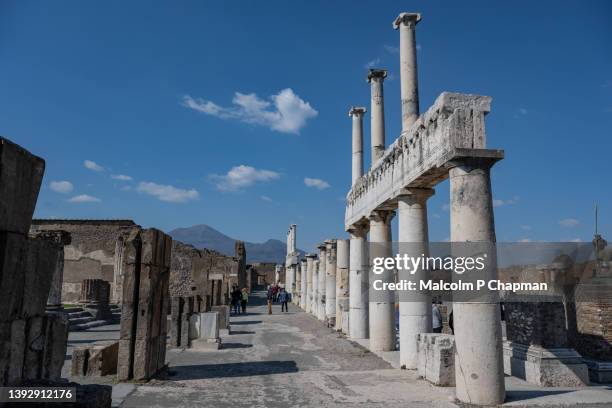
[1,1,611,252]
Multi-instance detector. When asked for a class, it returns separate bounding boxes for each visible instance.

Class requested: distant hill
[168,224,304,263]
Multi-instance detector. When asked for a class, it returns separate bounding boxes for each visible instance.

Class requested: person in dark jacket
[266,285,274,315]
[231,286,241,315]
[278,288,289,312]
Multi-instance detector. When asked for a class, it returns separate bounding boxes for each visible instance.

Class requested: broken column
[325,240,337,326]
[42,230,71,312]
[450,158,505,405]
[349,106,367,184]
[117,228,172,382]
[398,188,434,369]
[317,244,327,321]
[79,278,112,321]
[369,210,396,352]
[305,254,316,313]
[349,223,369,340]
[417,333,455,386]
[368,69,387,164]
[0,137,68,386]
[393,12,421,131]
[336,239,350,333]
[71,341,119,377]
[170,296,195,348]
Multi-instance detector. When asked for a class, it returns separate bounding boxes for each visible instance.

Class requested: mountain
[168,224,304,263]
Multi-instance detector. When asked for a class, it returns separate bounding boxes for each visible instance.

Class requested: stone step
[69,316,95,325]
[70,320,109,331]
[68,311,91,319]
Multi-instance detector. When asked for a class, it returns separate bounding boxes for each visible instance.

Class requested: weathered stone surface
[0,232,28,322]
[211,305,230,334]
[417,333,455,386]
[41,312,69,380]
[0,137,45,235]
[200,312,220,340]
[117,228,170,381]
[72,342,118,377]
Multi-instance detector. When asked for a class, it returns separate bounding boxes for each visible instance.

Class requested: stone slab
[211,305,230,330]
[417,333,455,386]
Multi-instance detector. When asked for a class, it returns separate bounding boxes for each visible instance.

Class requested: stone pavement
[61,292,612,407]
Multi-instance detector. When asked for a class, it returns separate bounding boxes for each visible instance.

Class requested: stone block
[170,296,184,347]
[41,312,68,380]
[189,313,201,340]
[0,232,27,322]
[200,312,220,340]
[72,342,118,377]
[22,236,60,318]
[503,341,589,387]
[341,311,349,334]
[211,305,230,333]
[417,333,455,386]
[0,137,45,235]
[191,338,221,350]
[584,359,612,383]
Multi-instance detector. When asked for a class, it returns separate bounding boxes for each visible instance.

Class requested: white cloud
[365,57,381,68]
[518,238,532,243]
[84,160,104,172]
[49,180,73,194]
[68,194,101,203]
[210,165,280,192]
[137,182,199,203]
[182,88,317,134]
[111,174,132,181]
[559,218,580,228]
[568,238,582,242]
[416,43,422,51]
[304,177,330,190]
[260,195,273,202]
[520,225,532,231]
[493,196,520,207]
[518,108,528,115]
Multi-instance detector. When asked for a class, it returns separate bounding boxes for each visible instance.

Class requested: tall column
[305,254,316,313]
[300,259,307,308]
[393,12,421,132]
[369,209,396,352]
[397,188,434,369]
[312,259,319,317]
[336,239,350,332]
[317,244,327,321]
[349,223,369,339]
[349,107,367,185]
[368,69,387,164]
[325,240,337,326]
[450,159,505,406]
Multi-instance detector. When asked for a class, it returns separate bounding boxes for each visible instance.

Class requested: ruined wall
[30,219,139,303]
[249,262,277,289]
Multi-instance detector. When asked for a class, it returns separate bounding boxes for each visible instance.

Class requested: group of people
[230,286,249,315]
[266,283,290,314]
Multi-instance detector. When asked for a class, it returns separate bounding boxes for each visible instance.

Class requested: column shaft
[336,239,350,332]
[305,255,315,313]
[349,226,369,339]
[317,245,327,321]
[450,160,505,406]
[369,210,396,352]
[368,70,387,164]
[325,240,337,325]
[393,13,421,131]
[397,189,434,369]
[312,259,319,316]
[300,260,307,308]
[349,107,366,184]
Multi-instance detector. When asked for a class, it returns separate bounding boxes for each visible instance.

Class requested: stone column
[393,12,421,132]
[300,259,307,308]
[305,254,316,313]
[317,244,327,321]
[368,69,387,164]
[349,107,367,185]
[294,262,301,305]
[369,209,396,352]
[349,223,369,339]
[45,231,71,311]
[397,188,434,369]
[312,259,319,317]
[336,239,350,332]
[325,240,337,326]
[450,159,505,406]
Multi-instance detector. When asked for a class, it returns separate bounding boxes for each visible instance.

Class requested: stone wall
[0,137,68,386]
[30,219,139,303]
[248,262,277,289]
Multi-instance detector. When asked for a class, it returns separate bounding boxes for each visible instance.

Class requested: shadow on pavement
[505,389,574,402]
[221,343,253,349]
[231,320,263,325]
[164,360,299,380]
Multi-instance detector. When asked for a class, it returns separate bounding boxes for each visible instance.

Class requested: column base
[503,341,589,387]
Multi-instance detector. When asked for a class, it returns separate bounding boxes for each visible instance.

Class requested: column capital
[369,209,395,225]
[347,220,369,238]
[367,69,387,83]
[393,12,421,29]
[305,253,317,259]
[348,106,367,117]
[317,243,327,251]
[397,187,435,203]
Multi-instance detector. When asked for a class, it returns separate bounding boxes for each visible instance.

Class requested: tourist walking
[432,301,443,333]
[231,286,241,315]
[278,287,289,312]
[241,287,248,314]
[266,285,273,315]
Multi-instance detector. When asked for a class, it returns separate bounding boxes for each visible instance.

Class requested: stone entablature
[345,92,502,229]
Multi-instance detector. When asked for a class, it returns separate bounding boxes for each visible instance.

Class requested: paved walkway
[119,291,455,408]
